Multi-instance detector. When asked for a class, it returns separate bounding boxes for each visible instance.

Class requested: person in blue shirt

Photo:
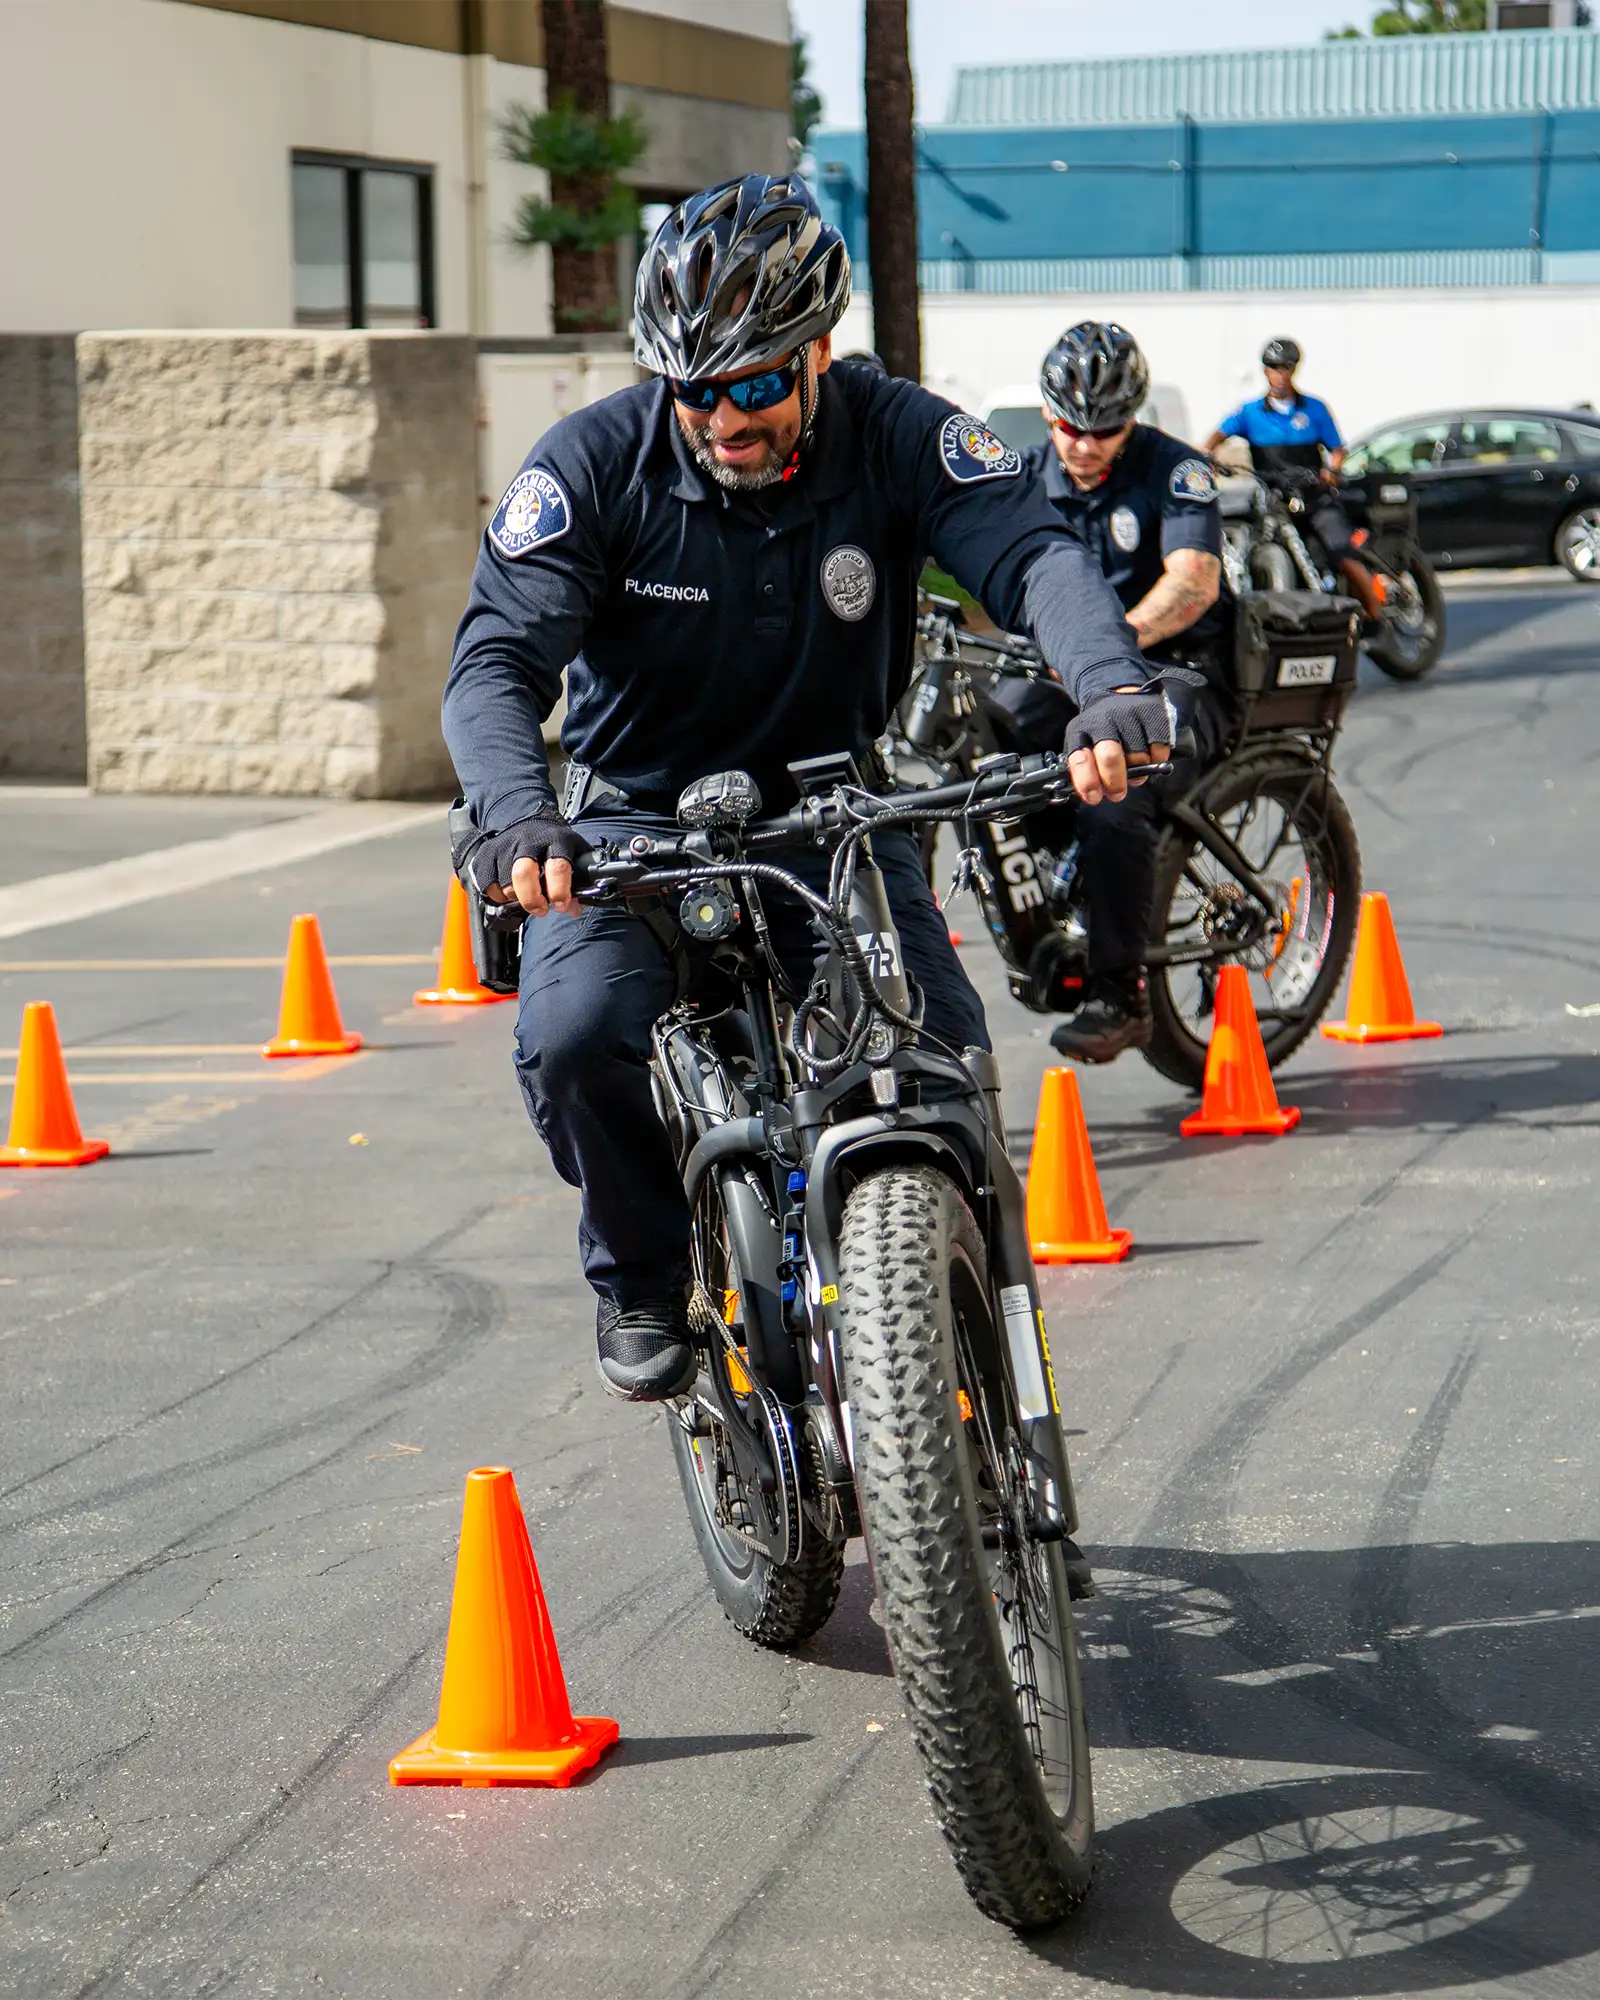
[442,175,1159,1403]
[1205,338,1382,618]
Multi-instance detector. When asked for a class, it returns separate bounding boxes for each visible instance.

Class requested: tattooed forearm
[1126,549,1221,650]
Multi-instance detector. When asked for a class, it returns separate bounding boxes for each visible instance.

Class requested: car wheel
[1555,504,1600,583]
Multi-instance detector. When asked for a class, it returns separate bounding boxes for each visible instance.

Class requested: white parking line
[0,803,436,941]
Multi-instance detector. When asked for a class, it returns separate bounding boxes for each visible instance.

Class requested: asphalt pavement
[2,577,1597,1999]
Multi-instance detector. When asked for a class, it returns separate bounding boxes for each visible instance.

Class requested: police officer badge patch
[1169,458,1217,504]
[488,466,572,558]
[938,414,1022,485]
[821,545,876,622]
[1110,506,1142,553]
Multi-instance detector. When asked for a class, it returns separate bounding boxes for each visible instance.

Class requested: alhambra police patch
[1168,458,1217,504]
[488,467,572,558]
[938,415,1022,485]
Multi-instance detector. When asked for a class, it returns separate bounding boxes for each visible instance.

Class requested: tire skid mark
[639,1737,882,2000]
[1351,1342,1600,1845]
[1,1258,501,1541]
[0,1267,497,1669]
[1086,1342,1188,1473]
[69,1641,435,2000]
[1111,1215,1600,1843]
[1155,1231,1473,1540]
[1100,1230,1476,1795]
[0,1203,498,1512]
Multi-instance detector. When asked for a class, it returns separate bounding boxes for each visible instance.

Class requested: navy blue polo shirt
[1023,425,1229,657]
[444,358,1144,829]
[1218,392,1342,476]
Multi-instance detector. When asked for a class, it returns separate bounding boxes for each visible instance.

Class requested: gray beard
[680,420,786,492]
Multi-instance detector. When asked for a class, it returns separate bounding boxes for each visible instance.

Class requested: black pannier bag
[1233,590,1362,732]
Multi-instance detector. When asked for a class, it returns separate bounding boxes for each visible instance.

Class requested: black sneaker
[596,1294,697,1402]
[1050,973,1153,1065]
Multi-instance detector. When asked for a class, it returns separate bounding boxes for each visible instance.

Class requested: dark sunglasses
[1052,418,1126,441]
[670,353,803,414]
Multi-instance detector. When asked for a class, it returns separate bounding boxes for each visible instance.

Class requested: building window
[291,154,434,330]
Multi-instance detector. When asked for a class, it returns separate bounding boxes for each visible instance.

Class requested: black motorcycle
[457,752,1104,1929]
[890,598,1363,1091]
[1218,464,1446,681]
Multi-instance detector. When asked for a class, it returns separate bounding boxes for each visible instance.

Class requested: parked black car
[1341,407,1600,582]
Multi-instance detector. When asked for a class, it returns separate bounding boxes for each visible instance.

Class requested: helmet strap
[780,342,815,483]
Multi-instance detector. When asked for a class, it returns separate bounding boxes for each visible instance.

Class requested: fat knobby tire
[836,1166,1094,1930]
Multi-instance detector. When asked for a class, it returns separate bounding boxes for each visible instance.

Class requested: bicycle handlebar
[567,749,1175,902]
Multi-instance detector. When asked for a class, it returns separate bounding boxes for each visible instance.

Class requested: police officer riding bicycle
[442,176,1157,1404]
[997,321,1238,1065]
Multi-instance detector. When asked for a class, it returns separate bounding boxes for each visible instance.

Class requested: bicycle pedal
[1063,1539,1096,1601]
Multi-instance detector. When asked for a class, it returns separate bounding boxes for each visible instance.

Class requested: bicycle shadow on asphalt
[1024,1539,1599,1996]
[1008,1048,1600,1175]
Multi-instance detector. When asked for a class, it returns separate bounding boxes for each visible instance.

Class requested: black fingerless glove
[1065,686,1172,761]
[456,811,592,897]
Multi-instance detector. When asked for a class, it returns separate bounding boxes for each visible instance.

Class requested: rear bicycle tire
[669,1166,844,1650]
[836,1166,1093,1930]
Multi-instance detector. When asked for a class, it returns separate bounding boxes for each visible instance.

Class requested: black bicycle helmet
[1039,322,1150,431]
[1261,337,1302,369]
[634,173,851,381]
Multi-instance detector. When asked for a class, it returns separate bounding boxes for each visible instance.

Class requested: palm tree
[863,0,921,381]
[501,1,646,333]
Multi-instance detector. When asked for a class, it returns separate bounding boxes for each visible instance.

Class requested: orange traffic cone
[1322,892,1442,1044]
[0,1002,110,1168]
[262,914,362,1058]
[1181,965,1300,1137]
[1027,1067,1132,1263]
[415,878,513,1007]
[390,1466,618,1788]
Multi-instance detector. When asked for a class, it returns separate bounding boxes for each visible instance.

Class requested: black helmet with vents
[634,173,852,381]
[1039,321,1150,432]
[1261,337,1302,370]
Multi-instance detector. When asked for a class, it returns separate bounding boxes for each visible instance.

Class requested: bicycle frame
[595,764,1087,1569]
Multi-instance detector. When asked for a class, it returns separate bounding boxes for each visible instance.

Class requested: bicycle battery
[446,799,525,996]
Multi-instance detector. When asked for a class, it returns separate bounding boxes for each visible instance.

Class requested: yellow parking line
[0,1052,368,1086]
[0,955,434,972]
[0,1044,261,1058]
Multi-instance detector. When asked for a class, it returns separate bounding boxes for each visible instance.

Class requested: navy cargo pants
[514,812,989,1308]
[986,668,1237,978]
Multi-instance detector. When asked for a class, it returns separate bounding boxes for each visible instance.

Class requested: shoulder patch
[938,414,1022,486]
[1168,457,1217,504]
[488,467,572,560]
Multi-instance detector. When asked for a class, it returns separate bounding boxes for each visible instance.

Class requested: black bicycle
[891,598,1363,1091]
[471,752,1102,1929]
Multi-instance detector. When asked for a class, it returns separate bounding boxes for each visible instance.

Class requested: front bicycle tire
[1145,763,1361,1091]
[836,1166,1094,1930]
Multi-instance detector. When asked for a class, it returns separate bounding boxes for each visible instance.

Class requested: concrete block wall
[76,332,478,798]
[0,335,86,780]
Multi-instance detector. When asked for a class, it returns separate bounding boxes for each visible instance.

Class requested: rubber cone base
[1032,1226,1133,1266]
[1181,1102,1301,1138]
[1321,1019,1442,1044]
[389,1713,618,1788]
[0,1136,111,1169]
[413,983,511,1007]
[262,1030,363,1058]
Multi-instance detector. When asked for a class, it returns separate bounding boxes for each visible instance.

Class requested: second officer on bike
[1015,321,1238,1064]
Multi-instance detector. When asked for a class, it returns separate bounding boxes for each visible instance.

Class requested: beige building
[0,0,794,788]
[1,0,794,341]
